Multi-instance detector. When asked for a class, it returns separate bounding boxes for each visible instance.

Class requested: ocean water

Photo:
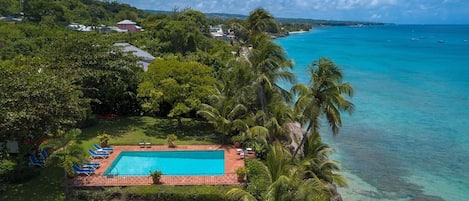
[275,25,469,201]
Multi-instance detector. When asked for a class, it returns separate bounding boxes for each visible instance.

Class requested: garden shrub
[9,166,41,183]
[71,185,232,201]
[0,159,16,182]
[245,159,270,200]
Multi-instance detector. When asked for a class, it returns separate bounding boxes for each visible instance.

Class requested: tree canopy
[138,59,216,126]
[0,57,88,143]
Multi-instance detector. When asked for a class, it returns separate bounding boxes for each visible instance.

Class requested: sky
[118,0,469,24]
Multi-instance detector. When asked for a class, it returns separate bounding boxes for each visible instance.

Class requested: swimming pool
[104,150,224,176]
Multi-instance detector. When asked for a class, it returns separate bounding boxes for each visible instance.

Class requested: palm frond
[226,188,257,201]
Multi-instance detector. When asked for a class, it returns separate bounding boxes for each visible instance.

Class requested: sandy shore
[288,30,308,34]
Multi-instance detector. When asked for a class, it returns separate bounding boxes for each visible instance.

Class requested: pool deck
[71,145,252,186]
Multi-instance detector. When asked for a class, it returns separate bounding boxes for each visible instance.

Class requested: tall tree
[138,59,216,128]
[0,57,88,143]
[196,91,248,144]
[301,133,347,201]
[41,33,143,115]
[291,57,354,158]
[246,8,277,39]
[244,38,295,116]
[227,141,330,201]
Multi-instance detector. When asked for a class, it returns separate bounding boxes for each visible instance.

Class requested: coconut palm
[265,93,295,141]
[227,141,330,201]
[196,91,248,144]
[231,8,277,45]
[246,8,277,37]
[292,57,354,158]
[245,39,295,115]
[300,133,347,201]
[222,59,257,109]
[302,133,346,186]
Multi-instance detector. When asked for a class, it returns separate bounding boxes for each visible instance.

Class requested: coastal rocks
[285,122,305,154]
[328,183,344,201]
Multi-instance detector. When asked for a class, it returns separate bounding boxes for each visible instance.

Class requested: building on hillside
[114,43,155,72]
[117,20,142,32]
[210,25,224,39]
[210,25,236,41]
[66,23,94,32]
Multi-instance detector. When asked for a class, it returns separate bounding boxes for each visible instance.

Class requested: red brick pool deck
[71,145,251,186]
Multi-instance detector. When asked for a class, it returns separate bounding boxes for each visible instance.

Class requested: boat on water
[438,40,445,43]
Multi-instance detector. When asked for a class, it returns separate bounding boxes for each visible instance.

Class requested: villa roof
[114,43,155,72]
[117,20,136,25]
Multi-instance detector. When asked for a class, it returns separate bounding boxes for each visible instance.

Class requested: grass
[2,116,221,201]
[76,116,220,150]
[1,167,66,201]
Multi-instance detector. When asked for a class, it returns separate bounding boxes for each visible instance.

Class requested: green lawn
[1,167,66,201]
[76,116,220,150]
[1,116,221,201]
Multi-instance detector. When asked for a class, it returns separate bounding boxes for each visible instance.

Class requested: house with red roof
[117,19,142,32]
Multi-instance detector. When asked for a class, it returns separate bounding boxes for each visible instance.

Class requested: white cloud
[371,13,381,19]
[121,0,469,24]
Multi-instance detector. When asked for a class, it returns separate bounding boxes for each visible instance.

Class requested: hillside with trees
[1,1,354,201]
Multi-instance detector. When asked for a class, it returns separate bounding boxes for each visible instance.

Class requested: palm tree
[221,59,257,108]
[264,93,295,141]
[228,8,295,120]
[226,141,330,201]
[196,91,248,144]
[302,133,346,186]
[230,8,277,45]
[292,57,354,158]
[245,39,295,115]
[300,133,347,201]
[39,128,87,199]
[246,8,277,37]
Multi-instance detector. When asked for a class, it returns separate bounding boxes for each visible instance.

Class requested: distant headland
[145,10,386,27]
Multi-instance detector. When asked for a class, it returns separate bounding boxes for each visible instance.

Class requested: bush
[77,114,99,128]
[97,132,111,147]
[150,170,162,184]
[235,167,247,182]
[0,160,16,182]
[245,159,270,200]
[71,185,232,201]
[8,166,41,183]
[166,134,177,147]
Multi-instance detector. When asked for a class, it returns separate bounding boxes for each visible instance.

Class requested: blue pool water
[104,150,225,176]
[276,25,469,201]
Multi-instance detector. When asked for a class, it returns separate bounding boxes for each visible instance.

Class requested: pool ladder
[114,167,119,176]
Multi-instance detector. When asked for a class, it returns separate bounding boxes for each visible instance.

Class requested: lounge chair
[72,164,95,176]
[239,152,245,159]
[88,149,109,159]
[139,142,145,148]
[40,149,48,160]
[93,144,113,154]
[83,162,100,169]
[145,142,151,148]
[29,155,45,168]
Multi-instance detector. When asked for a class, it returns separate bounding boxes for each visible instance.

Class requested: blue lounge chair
[88,149,109,159]
[29,155,45,168]
[83,162,100,169]
[40,149,48,160]
[93,144,113,154]
[72,164,95,176]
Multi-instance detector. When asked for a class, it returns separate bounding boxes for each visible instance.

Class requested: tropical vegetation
[0,1,354,201]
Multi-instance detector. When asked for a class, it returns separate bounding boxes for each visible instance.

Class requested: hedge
[71,185,234,201]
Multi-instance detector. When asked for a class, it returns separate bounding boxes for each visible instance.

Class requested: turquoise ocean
[275,25,469,201]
